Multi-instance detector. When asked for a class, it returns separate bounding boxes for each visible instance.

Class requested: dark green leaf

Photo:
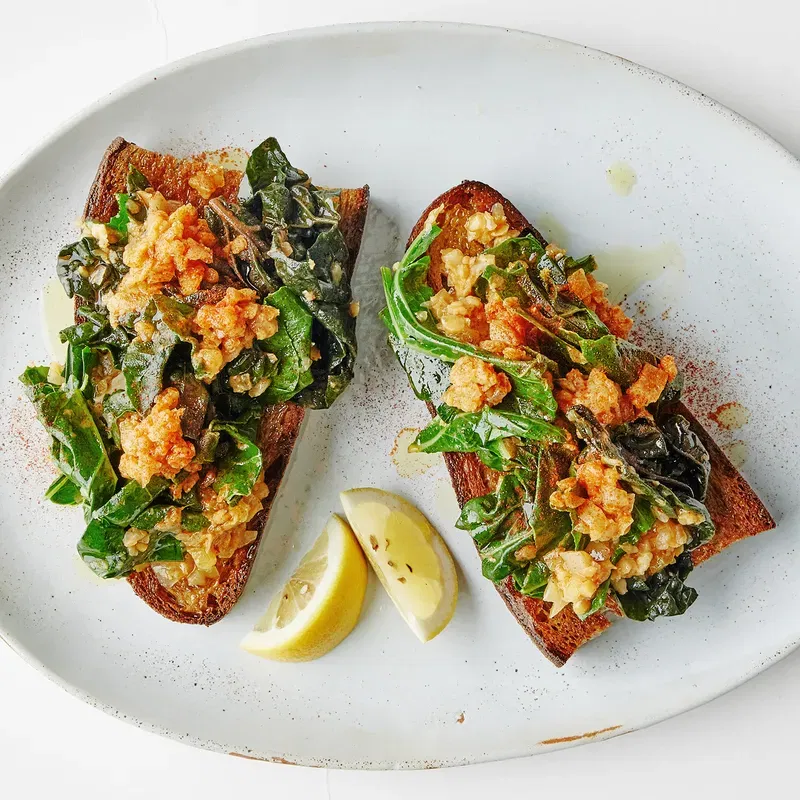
[619,496,656,546]
[169,366,209,440]
[412,407,564,465]
[211,422,262,503]
[93,477,169,527]
[77,518,183,579]
[123,296,195,412]
[246,137,308,192]
[457,473,526,548]
[578,578,611,620]
[45,474,82,505]
[56,238,102,301]
[20,368,117,511]
[568,406,715,549]
[126,165,149,193]
[514,559,550,597]
[616,552,698,621]
[182,511,210,532]
[258,286,314,403]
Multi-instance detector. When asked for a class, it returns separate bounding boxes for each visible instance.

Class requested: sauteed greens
[24,138,357,586]
[381,215,714,622]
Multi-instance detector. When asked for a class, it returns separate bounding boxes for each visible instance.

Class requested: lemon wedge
[240,514,367,662]
[340,488,458,642]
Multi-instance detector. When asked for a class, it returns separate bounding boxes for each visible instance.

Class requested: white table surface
[2,1,797,796]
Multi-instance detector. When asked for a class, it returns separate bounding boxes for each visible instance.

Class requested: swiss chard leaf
[107,193,130,244]
[259,286,314,403]
[380,229,557,419]
[126,165,149,193]
[616,552,698,621]
[123,296,195,412]
[93,477,169,527]
[456,473,525,548]
[60,307,129,355]
[568,406,715,548]
[211,422,263,503]
[20,368,117,511]
[619,495,657,546]
[77,518,183,579]
[45,474,83,506]
[56,238,102,301]
[169,366,209,440]
[578,578,611,620]
[385,327,451,404]
[412,407,565,464]
[246,137,308,192]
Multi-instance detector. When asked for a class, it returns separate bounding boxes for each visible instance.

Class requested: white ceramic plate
[0,22,797,769]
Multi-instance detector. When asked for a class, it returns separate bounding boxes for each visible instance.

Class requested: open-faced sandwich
[380,180,774,665]
[22,137,368,624]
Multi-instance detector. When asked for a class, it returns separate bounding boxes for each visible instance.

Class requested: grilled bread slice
[82,137,369,624]
[407,180,774,665]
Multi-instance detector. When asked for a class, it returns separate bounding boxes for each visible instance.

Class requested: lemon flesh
[340,488,458,642]
[240,514,367,662]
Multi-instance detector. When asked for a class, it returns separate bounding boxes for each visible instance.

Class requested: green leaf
[45,474,83,506]
[20,369,117,511]
[616,552,698,621]
[619,496,656,546]
[258,286,314,403]
[412,407,564,471]
[211,422,263,503]
[107,193,130,244]
[56,238,102,301]
[577,578,611,620]
[480,528,535,582]
[514,559,550,597]
[456,473,525,548]
[246,137,308,192]
[93,477,169,527]
[385,327,451,403]
[126,165,149,193]
[568,406,715,549]
[169,366,209,440]
[77,518,183,579]
[182,511,210,532]
[123,296,195,412]
[380,240,558,418]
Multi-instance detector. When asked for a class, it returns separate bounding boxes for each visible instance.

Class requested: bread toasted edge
[82,137,370,624]
[408,180,774,665]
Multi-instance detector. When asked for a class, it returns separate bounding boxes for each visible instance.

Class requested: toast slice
[407,180,774,665]
[82,138,369,624]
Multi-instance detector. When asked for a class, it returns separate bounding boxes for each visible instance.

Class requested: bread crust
[82,138,369,624]
[408,180,774,665]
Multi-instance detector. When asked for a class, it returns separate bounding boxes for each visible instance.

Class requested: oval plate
[0,22,796,769]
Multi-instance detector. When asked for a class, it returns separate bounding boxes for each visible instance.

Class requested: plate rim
[1,19,798,770]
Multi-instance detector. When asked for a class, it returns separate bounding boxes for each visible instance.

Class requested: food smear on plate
[20,136,369,625]
[391,427,440,478]
[709,401,750,431]
[593,242,685,304]
[41,277,75,361]
[340,488,458,642]
[378,180,773,665]
[606,161,637,196]
[240,514,367,662]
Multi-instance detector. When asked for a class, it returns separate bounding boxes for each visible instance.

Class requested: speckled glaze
[0,23,797,769]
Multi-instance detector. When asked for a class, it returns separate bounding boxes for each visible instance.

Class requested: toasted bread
[407,180,774,665]
[82,138,369,624]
